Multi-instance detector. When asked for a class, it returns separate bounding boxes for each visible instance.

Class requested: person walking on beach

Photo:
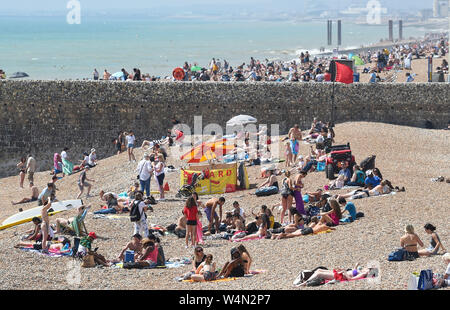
[153,154,166,200]
[126,131,136,162]
[25,154,36,187]
[76,167,95,199]
[130,191,149,238]
[93,69,99,81]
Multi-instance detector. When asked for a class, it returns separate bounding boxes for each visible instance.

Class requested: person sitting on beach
[418,223,446,257]
[135,239,165,268]
[231,201,245,222]
[346,165,365,187]
[258,169,279,189]
[305,188,323,203]
[218,247,246,278]
[174,211,187,238]
[436,253,450,288]
[229,212,246,232]
[318,199,341,227]
[204,197,225,234]
[11,183,39,205]
[21,217,42,242]
[364,170,381,190]
[94,192,124,215]
[181,246,207,280]
[337,197,357,223]
[372,168,383,180]
[297,264,377,287]
[400,224,425,260]
[232,214,270,242]
[191,254,217,282]
[54,205,90,234]
[271,208,305,239]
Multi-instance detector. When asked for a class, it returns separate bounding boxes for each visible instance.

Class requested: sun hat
[88,232,97,239]
[91,148,96,153]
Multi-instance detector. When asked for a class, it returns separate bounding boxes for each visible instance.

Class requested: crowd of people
[87,34,448,84]
[8,114,449,289]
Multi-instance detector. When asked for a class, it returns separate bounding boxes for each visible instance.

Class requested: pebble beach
[0,122,449,290]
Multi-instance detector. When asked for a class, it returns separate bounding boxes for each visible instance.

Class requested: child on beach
[284,141,293,167]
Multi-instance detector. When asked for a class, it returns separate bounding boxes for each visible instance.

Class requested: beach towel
[62,158,74,176]
[290,139,299,155]
[182,277,239,283]
[196,220,204,244]
[19,247,72,257]
[230,235,265,242]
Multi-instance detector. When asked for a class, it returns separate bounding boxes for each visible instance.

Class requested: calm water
[0,15,429,79]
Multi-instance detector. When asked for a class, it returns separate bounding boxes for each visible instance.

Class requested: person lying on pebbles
[271,215,336,240]
[297,264,377,287]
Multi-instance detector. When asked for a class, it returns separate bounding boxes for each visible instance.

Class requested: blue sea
[0,15,431,80]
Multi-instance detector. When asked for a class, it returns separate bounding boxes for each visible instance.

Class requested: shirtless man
[175,211,187,235]
[204,197,225,233]
[288,124,303,141]
[11,183,39,205]
[117,234,143,261]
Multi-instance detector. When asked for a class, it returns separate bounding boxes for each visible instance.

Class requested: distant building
[433,0,449,18]
[419,9,434,20]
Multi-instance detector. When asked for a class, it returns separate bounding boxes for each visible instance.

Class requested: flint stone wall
[0,80,449,177]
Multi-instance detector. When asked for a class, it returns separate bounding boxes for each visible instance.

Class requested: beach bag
[388,248,406,261]
[306,205,320,217]
[417,270,434,290]
[360,155,376,172]
[130,200,142,222]
[81,253,96,268]
[255,186,279,197]
[316,161,325,172]
[407,273,420,290]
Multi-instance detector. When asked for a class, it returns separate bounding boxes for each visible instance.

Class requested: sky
[0,0,433,15]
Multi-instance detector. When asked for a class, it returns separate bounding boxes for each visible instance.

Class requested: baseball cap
[88,232,97,239]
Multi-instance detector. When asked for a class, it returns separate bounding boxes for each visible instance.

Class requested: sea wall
[0,80,449,177]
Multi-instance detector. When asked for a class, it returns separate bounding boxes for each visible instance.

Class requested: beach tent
[352,55,365,66]
[9,72,29,79]
[180,162,249,195]
[226,115,257,127]
[180,139,234,163]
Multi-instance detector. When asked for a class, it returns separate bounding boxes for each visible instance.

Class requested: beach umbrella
[352,55,365,66]
[191,66,203,72]
[226,115,257,127]
[9,72,29,79]
[180,139,235,163]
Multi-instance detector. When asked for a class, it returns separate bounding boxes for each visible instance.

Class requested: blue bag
[388,248,406,261]
[255,186,279,197]
[417,270,433,290]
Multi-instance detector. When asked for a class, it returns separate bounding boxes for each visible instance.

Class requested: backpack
[130,200,142,222]
[388,248,407,261]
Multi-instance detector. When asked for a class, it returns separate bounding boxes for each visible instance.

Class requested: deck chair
[60,208,88,237]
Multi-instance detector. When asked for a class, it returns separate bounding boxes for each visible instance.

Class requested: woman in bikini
[297,264,377,287]
[400,224,425,259]
[237,245,252,274]
[17,156,27,188]
[338,180,394,200]
[191,254,217,282]
[280,171,295,224]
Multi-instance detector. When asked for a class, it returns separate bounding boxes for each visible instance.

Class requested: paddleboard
[0,199,83,231]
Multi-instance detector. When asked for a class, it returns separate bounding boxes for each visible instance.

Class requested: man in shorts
[26,155,36,187]
[11,183,39,205]
[204,197,225,233]
[76,167,95,199]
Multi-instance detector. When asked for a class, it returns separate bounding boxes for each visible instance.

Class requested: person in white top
[126,131,136,162]
[88,148,97,167]
[153,154,166,200]
[136,153,153,197]
[132,191,149,238]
